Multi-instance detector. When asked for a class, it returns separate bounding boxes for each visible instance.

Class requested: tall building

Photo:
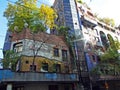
[0,0,120,90]
[53,0,120,89]
[53,0,94,89]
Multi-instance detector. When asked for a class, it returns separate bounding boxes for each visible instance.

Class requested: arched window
[13,42,23,53]
[100,31,108,50]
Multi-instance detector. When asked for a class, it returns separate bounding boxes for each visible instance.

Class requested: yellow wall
[20,56,65,72]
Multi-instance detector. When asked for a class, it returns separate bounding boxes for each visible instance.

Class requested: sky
[0,0,120,58]
[0,0,8,58]
[84,0,120,26]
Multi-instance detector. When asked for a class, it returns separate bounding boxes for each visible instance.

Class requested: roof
[11,29,68,49]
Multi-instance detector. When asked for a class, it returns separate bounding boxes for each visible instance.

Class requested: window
[94,29,99,35]
[53,64,61,72]
[86,43,92,51]
[62,50,68,61]
[30,65,36,71]
[41,63,48,72]
[13,42,23,53]
[63,0,69,3]
[25,60,29,64]
[92,55,95,62]
[53,48,59,57]
[9,35,12,42]
[64,65,69,73]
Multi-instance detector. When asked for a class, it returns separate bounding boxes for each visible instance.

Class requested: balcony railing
[0,69,78,82]
[91,74,120,81]
[81,15,97,27]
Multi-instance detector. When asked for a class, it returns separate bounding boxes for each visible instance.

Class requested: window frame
[53,64,61,73]
[13,42,23,53]
[53,48,59,57]
[62,49,68,61]
[41,63,48,72]
[30,65,36,71]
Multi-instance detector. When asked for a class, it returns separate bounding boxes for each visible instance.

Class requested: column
[7,84,12,90]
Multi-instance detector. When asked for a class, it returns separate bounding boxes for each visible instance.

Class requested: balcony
[0,69,78,82]
[81,15,97,27]
[91,74,120,81]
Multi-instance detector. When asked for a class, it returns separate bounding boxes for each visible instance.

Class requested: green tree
[101,37,120,62]
[2,50,19,71]
[91,40,120,75]
[57,26,75,44]
[76,0,83,3]
[98,17,115,27]
[57,26,76,71]
[4,0,57,32]
[57,26,70,36]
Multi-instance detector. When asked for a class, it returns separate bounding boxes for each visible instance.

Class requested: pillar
[7,84,12,90]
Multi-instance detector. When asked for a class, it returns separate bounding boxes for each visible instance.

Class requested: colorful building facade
[53,0,120,89]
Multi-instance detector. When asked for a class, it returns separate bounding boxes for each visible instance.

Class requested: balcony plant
[91,39,120,76]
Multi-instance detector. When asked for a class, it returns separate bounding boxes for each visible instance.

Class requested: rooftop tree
[98,17,115,27]
[76,0,83,3]
[4,0,57,32]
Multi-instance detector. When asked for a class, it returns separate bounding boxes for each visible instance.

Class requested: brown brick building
[10,29,71,73]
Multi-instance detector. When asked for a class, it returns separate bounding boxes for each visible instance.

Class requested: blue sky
[0,0,8,58]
